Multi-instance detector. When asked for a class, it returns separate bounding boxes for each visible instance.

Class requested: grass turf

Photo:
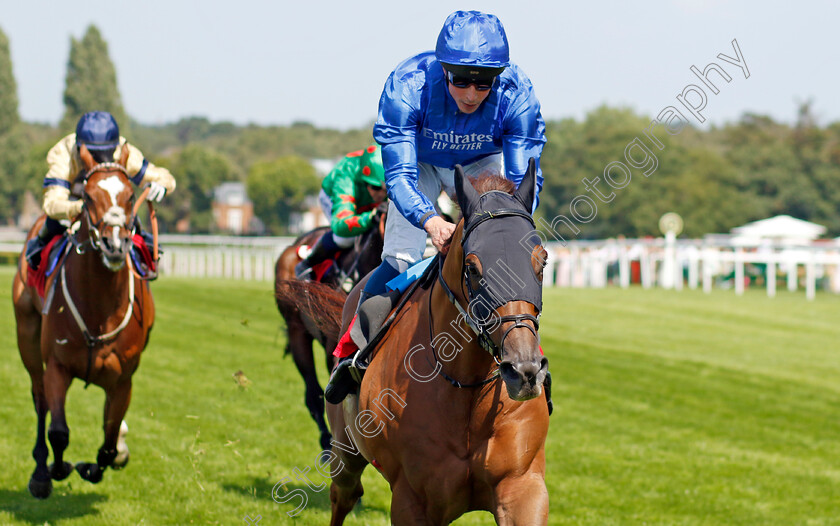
[0,265,838,525]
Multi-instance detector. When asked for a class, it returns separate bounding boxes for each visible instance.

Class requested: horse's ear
[514,157,537,213]
[78,144,95,170]
[454,164,479,217]
[118,142,129,166]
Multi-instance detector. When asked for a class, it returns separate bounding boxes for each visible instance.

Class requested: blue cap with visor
[75,111,120,150]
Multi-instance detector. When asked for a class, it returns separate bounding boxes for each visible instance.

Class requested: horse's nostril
[499,361,517,381]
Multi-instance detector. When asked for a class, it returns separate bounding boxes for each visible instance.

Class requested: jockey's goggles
[446,70,495,91]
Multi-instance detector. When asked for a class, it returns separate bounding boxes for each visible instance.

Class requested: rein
[427,280,500,389]
[129,186,159,281]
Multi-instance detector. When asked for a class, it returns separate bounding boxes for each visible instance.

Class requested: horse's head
[78,144,136,271]
[453,159,548,401]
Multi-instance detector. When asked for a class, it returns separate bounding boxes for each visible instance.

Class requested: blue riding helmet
[435,10,509,77]
[75,111,120,150]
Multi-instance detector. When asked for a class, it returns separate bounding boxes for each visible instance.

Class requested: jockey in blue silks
[325,10,547,403]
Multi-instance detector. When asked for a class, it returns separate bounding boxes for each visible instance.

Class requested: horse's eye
[466,265,481,290]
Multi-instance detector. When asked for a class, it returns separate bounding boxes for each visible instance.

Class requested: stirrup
[349,350,368,383]
[324,352,367,404]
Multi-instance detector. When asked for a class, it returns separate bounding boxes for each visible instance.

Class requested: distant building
[285,158,339,234]
[212,182,254,234]
[289,194,329,234]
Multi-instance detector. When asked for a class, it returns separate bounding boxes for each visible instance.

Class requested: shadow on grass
[0,487,106,524]
[222,476,331,512]
[222,475,388,516]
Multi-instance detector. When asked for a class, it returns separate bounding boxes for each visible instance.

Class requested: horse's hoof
[28,476,52,499]
[75,462,104,483]
[50,461,74,481]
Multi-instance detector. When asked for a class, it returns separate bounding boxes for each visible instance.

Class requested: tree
[0,26,22,223]
[246,156,320,234]
[0,26,19,136]
[153,145,235,233]
[539,106,756,239]
[60,25,127,132]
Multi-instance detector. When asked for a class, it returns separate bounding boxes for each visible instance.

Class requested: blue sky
[2,0,838,129]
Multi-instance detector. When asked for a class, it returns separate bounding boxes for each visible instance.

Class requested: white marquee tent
[730,215,827,246]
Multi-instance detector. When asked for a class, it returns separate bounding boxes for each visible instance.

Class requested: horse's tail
[275,279,346,343]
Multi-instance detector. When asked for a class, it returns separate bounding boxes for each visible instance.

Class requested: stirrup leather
[349,350,367,384]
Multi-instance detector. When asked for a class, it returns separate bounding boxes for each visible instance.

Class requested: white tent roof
[730,215,826,245]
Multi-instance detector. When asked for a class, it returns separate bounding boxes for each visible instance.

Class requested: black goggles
[446,70,495,91]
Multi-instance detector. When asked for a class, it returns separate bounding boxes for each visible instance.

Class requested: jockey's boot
[25,218,64,271]
[324,293,371,405]
[324,258,404,404]
[295,234,337,281]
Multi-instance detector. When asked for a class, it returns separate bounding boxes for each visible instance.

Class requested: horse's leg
[14,276,53,498]
[77,379,132,483]
[15,304,53,497]
[326,407,367,526]
[43,358,74,482]
[327,452,366,526]
[25,379,52,499]
[390,476,435,525]
[113,420,130,468]
[289,323,332,452]
[492,473,548,526]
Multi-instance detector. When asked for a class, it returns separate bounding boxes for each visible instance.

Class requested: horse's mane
[468,173,516,195]
[275,279,345,343]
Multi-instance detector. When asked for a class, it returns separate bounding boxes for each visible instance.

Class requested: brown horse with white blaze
[326,159,550,525]
[12,144,155,499]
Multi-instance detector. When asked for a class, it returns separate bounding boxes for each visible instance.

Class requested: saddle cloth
[27,236,69,299]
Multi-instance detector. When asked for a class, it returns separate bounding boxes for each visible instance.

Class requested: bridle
[60,162,158,386]
[431,205,542,387]
[74,163,136,255]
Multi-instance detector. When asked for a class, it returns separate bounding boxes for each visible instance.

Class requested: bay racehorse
[326,160,550,525]
[274,208,386,451]
[12,144,155,499]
